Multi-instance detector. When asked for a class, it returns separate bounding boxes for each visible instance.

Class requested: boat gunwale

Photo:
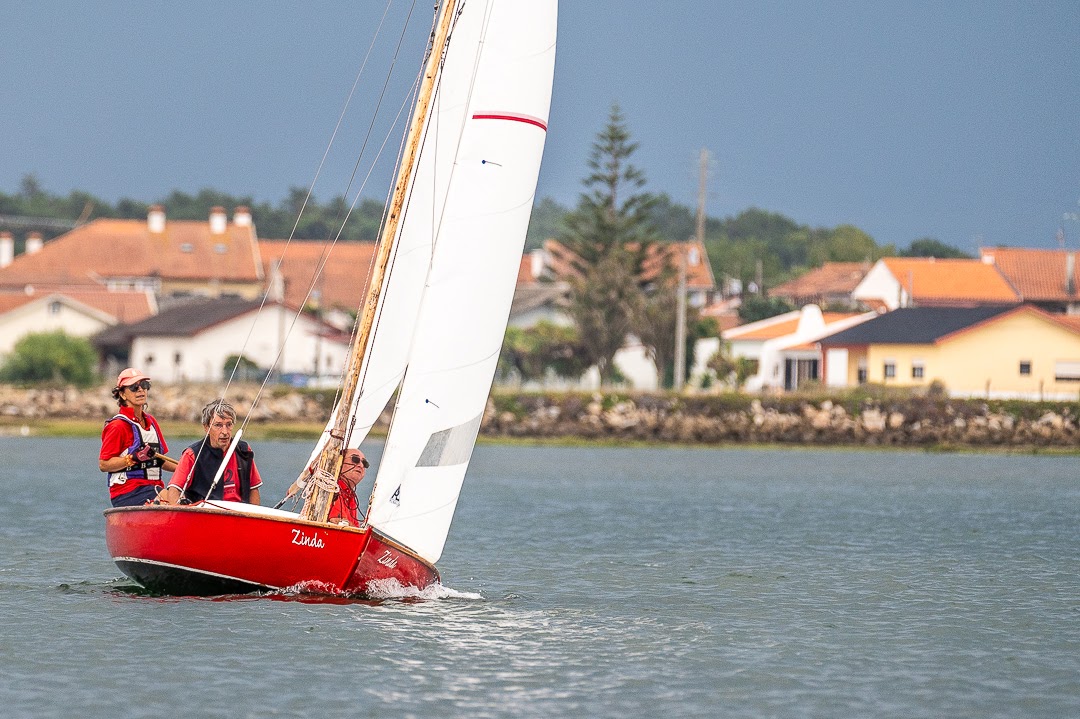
[104,503,439,576]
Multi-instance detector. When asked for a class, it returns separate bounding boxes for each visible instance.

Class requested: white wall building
[96,298,350,384]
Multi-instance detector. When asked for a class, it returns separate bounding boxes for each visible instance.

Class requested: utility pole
[674,148,708,391]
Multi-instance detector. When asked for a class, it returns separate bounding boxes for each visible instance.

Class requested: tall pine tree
[559,105,658,385]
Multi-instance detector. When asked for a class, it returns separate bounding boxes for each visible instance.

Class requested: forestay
[366,0,557,563]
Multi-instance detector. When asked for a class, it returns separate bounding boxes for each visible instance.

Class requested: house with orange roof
[980,246,1080,314]
[93,297,350,384]
[820,304,1080,399]
[0,289,156,355]
[851,257,1020,311]
[768,261,872,309]
[710,305,875,391]
[0,206,264,303]
[534,238,715,307]
[259,240,377,329]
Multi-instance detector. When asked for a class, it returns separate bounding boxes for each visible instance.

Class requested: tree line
[1,107,973,389]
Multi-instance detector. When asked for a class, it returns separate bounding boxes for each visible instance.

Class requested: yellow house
[819,305,1080,399]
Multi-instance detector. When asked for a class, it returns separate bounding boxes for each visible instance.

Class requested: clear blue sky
[3,1,1079,252]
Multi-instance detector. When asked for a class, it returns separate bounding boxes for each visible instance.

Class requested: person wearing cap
[282,449,369,526]
[98,368,178,507]
[157,399,263,505]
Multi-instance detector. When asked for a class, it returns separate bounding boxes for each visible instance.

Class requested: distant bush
[0,331,97,387]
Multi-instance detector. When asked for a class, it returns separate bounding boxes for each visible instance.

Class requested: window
[1055,360,1080,382]
[180,242,194,253]
[174,352,182,365]
[857,359,868,384]
[883,360,896,379]
[912,361,925,380]
[48,300,62,315]
[1019,361,1032,376]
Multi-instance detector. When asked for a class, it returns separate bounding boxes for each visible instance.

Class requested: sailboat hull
[104,502,438,597]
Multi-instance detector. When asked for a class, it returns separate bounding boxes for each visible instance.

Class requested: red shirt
[99,406,170,499]
[327,479,361,527]
[169,446,263,502]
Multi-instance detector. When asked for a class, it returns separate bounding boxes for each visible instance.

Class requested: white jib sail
[305,3,484,465]
[367,0,558,563]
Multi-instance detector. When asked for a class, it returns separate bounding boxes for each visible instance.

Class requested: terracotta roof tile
[53,290,155,323]
[540,238,715,290]
[0,289,154,323]
[259,240,376,312]
[880,257,1019,304]
[770,262,870,300]
[980,247,1080,302]
[0,217,262,288]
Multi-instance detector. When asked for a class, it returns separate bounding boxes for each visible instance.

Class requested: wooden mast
[300,0,460,523]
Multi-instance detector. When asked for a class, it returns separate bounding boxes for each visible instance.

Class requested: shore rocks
[4,384,1080,449]
[483,391,1080,449]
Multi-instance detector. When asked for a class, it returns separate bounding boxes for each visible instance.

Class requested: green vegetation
[498,322,589,385]
[0,331,97,387]
[0,175,384,242]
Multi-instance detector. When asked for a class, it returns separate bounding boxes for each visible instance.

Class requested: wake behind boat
[104,0,557,597]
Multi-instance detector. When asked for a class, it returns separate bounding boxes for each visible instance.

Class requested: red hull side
[104,503,438,597]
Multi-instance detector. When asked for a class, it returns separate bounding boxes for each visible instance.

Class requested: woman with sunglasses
[98,367,178,507]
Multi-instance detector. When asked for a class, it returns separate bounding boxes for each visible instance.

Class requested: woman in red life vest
[98,368,178,507]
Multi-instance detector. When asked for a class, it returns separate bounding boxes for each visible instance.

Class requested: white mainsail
[365,0,558,563]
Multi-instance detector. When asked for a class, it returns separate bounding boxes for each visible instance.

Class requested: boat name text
[377,550,398,568]
[290,529,325,549]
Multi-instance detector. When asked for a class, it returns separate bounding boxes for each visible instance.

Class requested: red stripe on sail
[471,112,548,131]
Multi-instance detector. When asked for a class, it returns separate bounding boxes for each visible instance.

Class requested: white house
[719,305,876,391]
[94,298,351,384]
[0,289,156,355]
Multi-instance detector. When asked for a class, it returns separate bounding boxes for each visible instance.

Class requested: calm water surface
[1,437,1077,718]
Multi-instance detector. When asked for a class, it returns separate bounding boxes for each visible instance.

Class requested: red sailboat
[104,0,557,597]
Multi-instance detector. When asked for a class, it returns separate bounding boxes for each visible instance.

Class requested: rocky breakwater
[0,384,333,425]
[483,392,1080,449]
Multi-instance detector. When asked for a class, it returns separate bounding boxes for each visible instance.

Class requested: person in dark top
[98,368,178,507]
[158,399,262,505]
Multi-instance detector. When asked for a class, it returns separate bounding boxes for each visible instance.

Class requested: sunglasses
[124,380,152,391]
[347,453,370,469]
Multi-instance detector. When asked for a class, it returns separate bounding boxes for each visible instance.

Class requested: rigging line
[308,4,434,468]
[228,1,412,436]
[296,0,423,419]
[209,0,398,441]
[292,73,427,482]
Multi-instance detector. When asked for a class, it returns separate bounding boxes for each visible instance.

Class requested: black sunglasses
[125,380,152,391]
[347,453,370,469]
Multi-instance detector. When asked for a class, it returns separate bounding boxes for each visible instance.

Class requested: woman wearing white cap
[98,368,178,506]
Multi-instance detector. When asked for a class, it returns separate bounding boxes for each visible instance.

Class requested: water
[1,437,1078,718]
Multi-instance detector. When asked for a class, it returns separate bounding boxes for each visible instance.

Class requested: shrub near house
[0,331,97,387]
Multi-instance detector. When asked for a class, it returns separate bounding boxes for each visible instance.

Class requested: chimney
[25,232,43,255]
[1067,253,1076,296]
[148,205,166,233]
[0,232,13,268]
[529,249,544,281]
[209,206,227,234]
[233,206,252,227]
